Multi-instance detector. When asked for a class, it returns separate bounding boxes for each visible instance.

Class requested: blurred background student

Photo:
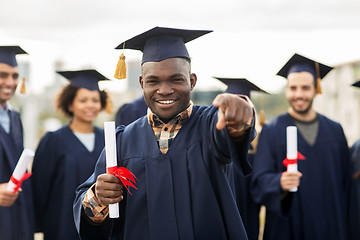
[31,69,110,240]
[213,77,268,240]
[0,45,34,240]
[115,95,147,127]
[349,81,360,240]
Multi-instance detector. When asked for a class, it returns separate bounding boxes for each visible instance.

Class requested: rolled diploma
[286,126,298,192]
[104,121,119,218]
[7,148,34,192]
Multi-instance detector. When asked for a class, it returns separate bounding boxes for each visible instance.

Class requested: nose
[293,88,304,98]
[157,82,174,95]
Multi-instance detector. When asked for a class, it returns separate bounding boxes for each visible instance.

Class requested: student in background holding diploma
[251,53,350,240]
[0,46,35,240]
[31,70,110,240]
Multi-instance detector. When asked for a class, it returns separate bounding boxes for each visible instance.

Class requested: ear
[68,103,74,113]
[190,73,197,91]
[139,75,144,89]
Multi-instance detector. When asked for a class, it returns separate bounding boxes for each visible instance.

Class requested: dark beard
[289,99,313,115]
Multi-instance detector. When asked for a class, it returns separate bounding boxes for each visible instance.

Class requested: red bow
[10,172,32,193]
[107,166,138,195]
[283,152,306,167]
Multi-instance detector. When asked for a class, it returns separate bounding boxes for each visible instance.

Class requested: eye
[12,73,19,80]
[0,72,8,78]
[146,79,158,85]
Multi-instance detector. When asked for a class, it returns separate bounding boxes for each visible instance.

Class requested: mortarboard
[276,53,333,94]
[352,81,360,88]
[213,77,268,98]
[214,77,269,126]
[56,69,109,91]
[0,46,28,67]
[113,27,212,79]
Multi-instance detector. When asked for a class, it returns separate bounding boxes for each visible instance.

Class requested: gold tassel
[316,77,322,94]
[315,62,322,94]
[259,109,265,126]
[106,97,113,114]
[114,42,127,79]
[114,53,127,79]
[20,77,26,94]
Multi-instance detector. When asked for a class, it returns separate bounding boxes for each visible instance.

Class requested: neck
[69,118,94,133]
[0,101,7,109]
[288,107,317,122]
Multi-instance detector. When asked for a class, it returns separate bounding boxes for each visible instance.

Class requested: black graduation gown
[32,125,104,240]
[74,105,255,240]
[0,110,34,240]
[115,96,147,126]
[251,113,350,240]
[233,145,260,240]
[349,140,360,240]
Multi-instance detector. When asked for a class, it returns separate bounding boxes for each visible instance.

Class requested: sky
[2,0,360,94]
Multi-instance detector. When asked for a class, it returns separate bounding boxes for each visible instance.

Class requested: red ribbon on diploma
[10,172,32,193]
[107,166,138,195]
[283,152,306,167]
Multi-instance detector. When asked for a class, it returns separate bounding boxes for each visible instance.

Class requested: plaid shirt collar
[147,101,193,127]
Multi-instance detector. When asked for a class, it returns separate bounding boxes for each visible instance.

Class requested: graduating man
[115,95,147,126]
[214,77,268,240]
[73,27,256,240]
[251,53,350,240]
[0,46,34,240]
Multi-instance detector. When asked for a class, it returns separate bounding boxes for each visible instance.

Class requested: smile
[157,100,175,104]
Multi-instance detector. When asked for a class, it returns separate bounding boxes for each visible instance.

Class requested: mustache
[293,98,308,101]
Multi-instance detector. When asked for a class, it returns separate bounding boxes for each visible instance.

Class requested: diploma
[104,121,119,218]
[286,126,298,192]
[7,148,34,193]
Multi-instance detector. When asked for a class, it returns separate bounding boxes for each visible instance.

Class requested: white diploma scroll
[7,148,34,192]
[104,121,119,218]
[286,126,298,192]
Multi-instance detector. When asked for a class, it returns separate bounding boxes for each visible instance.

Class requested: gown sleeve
[210,106,256,176]
[73,127,126,240]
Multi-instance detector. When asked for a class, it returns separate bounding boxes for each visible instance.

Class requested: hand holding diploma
[96,122,137,218]
[7,149,34,194]
[0,149,33,206]
[0,183,19,206]
[281,126,305,192]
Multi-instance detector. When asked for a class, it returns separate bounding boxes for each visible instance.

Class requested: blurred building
[314,60,360,146]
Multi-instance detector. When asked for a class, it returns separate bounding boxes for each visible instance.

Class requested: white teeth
[2,89,12,94]
[158,100,174,104]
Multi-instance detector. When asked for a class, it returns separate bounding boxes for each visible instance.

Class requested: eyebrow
[145,73,186,80]
[169,73,186,78]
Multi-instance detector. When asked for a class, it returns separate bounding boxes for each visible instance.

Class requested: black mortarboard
[115,27,212,65]
[57,69,109,91]
[277,53,333,94]
[351,81,360,88]
[214,77,268,98]
[0,46,28,67]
